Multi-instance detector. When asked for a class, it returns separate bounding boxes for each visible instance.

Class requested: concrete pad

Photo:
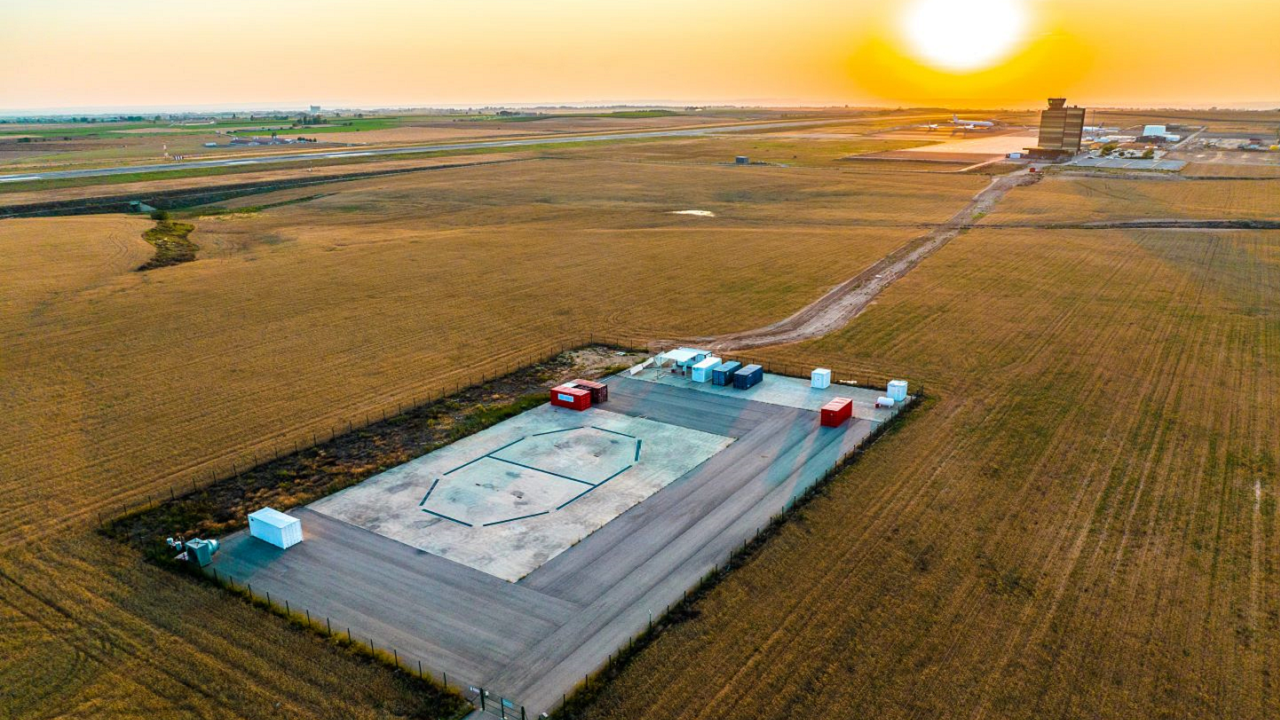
[628,367,903,421]
[310,404,732,581]
[490,426,638,486]
[426,458,585,527]
[211,377,909,715]
[893,129,1037,157]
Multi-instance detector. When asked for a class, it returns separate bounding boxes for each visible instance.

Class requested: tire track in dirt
[1055,237,1219,714]
[944,231,1214,718]
[677,169,1043,352]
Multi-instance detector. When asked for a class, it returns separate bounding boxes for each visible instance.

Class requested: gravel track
[685,168,1041,351]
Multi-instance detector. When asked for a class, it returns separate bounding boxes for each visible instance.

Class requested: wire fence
[98,333,905,717]
[98,332,901,531]
[203,564,531,717]
[97,334,654,527]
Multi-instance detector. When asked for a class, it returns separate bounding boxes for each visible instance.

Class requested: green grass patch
[0,136,670,195]
[0,122,161,139]
[230,117,402,135]
[185,193,331,218]
[138,219,198,270]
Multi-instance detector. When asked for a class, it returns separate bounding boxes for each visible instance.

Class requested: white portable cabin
[887,380,908,402]
[690,356,722,383]
[663,347,709,367]
[811,368,832,389]
[660,347,710,376]
[249,507,303,549]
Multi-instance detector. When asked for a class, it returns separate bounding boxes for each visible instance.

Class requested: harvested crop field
[1,159,977,541]
[0,153,988,719]
[0,153,531,210]
[983,176,1280,224]
[836,158,985,174]
[268,124,536,145]
[568,226,1280,720]
[0,215,153,306]
[1094,109,1280,134]
[1181,162,1280,179]
[548,135,934,167]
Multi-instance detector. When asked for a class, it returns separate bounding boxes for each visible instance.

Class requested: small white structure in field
[887,380,908,402]
[249,507,303,549]
[875,396,896,408]
[691,356,722,383]
[811,368,832,389]
[662,347,709,367]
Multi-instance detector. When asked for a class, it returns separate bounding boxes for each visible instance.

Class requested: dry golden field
[0,111,760,173]
[0,160,984,542]
[573,225,1280,720]
[1094,109,1280,134]
[982,176,1280,224]
[1182,162,1280,179]
[0,154,531,209]
[0,158,985,718]
[546,135,934,167]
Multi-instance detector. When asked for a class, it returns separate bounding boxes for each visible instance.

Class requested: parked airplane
[921,114,998,131]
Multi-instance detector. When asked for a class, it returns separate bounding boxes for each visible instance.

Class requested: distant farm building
[1138,124,1182,143]
[229,135,295,147]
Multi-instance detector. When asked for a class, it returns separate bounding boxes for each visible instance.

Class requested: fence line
[100,333,905,716]
[99,333,896,528]
[204,567,529,717]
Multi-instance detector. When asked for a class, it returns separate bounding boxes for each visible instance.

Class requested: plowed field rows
[572,227,1280,719]
[0,161,983,546]
[1,157,985,719]
[984,177,1280,224]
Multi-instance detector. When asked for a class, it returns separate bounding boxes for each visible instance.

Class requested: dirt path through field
[694,168,1041,351]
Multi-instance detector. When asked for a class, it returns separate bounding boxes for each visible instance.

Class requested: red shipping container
[550,385,592,411]
[571,379,608,403]
[821,397,853,428]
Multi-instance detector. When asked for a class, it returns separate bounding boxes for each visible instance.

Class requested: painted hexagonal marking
[423,427,640,527]
[489,426,639,486]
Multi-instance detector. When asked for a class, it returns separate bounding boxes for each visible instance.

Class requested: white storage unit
[663,347,709,367]
[691,356,722,383]
[811,368,832,389]
[875,396,896,408]
[249,507,303,549]
[887,379,908,402]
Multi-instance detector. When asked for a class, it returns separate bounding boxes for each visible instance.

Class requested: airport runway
[0,119,844,184]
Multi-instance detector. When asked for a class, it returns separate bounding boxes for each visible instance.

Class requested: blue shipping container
[712,361,741,386]
[733,364,764,390]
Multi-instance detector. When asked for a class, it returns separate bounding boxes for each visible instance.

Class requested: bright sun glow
[901,0,1031,72]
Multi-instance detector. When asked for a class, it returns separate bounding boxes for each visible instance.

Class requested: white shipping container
[249,507,303,549]
[811,368,832,389]
[887,379,909,402]
[691,356,722,383]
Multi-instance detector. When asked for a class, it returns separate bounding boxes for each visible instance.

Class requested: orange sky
[2,0,1277,111]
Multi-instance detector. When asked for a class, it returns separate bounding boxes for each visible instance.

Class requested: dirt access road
[698,168,1040,351]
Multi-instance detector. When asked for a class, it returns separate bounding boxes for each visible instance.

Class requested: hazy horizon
[5,0,1278,113]
[3,98,1278,118]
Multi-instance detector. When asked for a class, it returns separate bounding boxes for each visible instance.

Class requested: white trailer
[249,507,303,549]
[691,356,722,383]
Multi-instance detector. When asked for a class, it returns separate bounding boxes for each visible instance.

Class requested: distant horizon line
[2,98,1277,117]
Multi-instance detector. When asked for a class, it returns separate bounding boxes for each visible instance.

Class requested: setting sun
[900,0,1032,72]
